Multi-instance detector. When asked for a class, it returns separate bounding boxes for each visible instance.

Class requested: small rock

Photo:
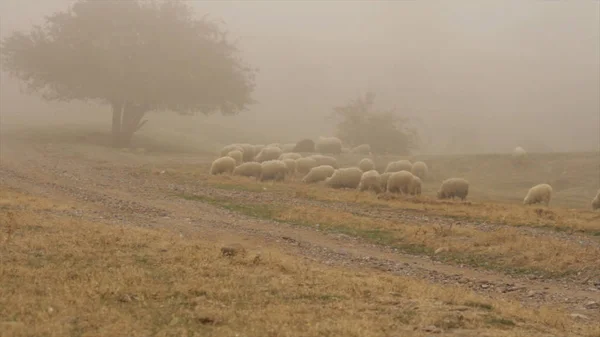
[570,313,589,320]
[481,284,490,289]
[422,325,442,333]
[527,290,537,297]
[221,243,246,257]
[584,301,599,310]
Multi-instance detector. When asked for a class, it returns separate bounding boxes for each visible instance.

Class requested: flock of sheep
[209,137,600,210]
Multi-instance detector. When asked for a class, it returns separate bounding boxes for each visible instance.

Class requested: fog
[1,1,599,154]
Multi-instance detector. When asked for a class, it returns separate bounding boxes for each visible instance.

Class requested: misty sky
[1,1,599,153]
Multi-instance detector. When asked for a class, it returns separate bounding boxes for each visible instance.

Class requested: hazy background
[1,0,599,154]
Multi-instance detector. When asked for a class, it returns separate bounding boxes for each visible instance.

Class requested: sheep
[279,153,302,161]
[592,190,600,210]
[293,138,315,153]
[351,144,371,155]
[523,183,553,207]
[342,147,350,154]
[233,162,262,179]
[267,143,282,149]
[385,160,413,173]
[358,170,382,193]
[220,144,244,157]
[411,161,428,180]
[386,171,415,194]
[210,156,236,175]
[325,167,363,189]
[410,176,422,196]
[253,144,265,155]
[259,160,287,182]
[281,143,296,153]
[512,146,527,166]
[237,143,256,162]
[296,157,318,174]
[358,158,375,172]
[254,146,283,163]
[309,154,338,168]
[302,165,335,184]
[437,178,470,200]
[315,136,343,155]
[282,158,297,176]
[227,150,243,165]
[379,172,392,191]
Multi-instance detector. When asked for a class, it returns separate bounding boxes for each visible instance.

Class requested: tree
[1,0,256,147]
[331,92,418,155]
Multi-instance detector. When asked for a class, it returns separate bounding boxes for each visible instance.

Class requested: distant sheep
[281,143,296,153]
[233,162,262,179]
[296,157,318,174]
[227,150,243,165]
[351,144,371,155]
[293,139,315,153]
[411,161,428,180]
[385,160,413,173]
[341,147,350,154]
[325,167,363,189]
[210,156,236,175]
[259,160,287,182]
[379,172,392,192]
[237,143,256,162]
[282,159,297,176]
[592,190,600,210]
[523,183,553,207]
[410,176,422,196]
[220,144,243,157]
[254,146,283,163]
[386,170,415,194]
[267,143,282,149]
[315,136,342,155]
[309,154,338,168]
[437,178,470,200]
[302,165,335,184]
[358,158,375,172]
[279,153,302,161]
[358,170,382,193]
[253,144,265,155]
[512,146,527,166]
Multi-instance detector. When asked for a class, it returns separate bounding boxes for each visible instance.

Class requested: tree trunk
[118,102,148,148]
[111,101,123,147]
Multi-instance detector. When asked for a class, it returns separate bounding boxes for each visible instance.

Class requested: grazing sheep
[315,136,343,155]
[309,154,338,168]
[282,158,297,176]
[523,183,553,207]
[409,176,422,196]
[296,157,318,174]
[512,146,527,165]
[325,167,363,189]
[233,162,262,179]
[386,170,414,194]
[351,144,371,155]
[293,138,315,153]
[210,156,236,175]
[281,143,296,153]
[254,146,283,163]
[253,144,265,155]
[592,190,600,210]
[279,153,302,161]
[220,144,244,157]
[302,165,335,184]
[385,160,413,173]
[227,150,243,165]
[411,161,428,180]
[358,170,381,193]
[267,143,282,149]
[437,178,470,200]
[379,172,392,191]
[237,143,256,162]
[358,158,375,172]
[259,160,287,182]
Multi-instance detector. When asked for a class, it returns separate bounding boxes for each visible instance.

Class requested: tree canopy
[1,0,256,146]
[331,92,419,155]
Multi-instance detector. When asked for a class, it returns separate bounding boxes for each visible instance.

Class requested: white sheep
[302,165,335,184]
[237,143,256,162]
[592,190,600,210]
[296,157,318,175]
[259,160,287,182]
[254,146,283,163]
[325,167,363,189]
[523,183,553,207]
[351,144,371,155]
[315,136,343,155]
[379,172,392,192]
[387,170,415,194]
[309,154,338,168]
[253,144,265,155]
[227,150,243,165]
[358,158,375,172]
[437,178,470,200]
[282,158,297,176]
[358,170,382,193]
[281,143,296,153]
[233,162,262,179]
[410,176,422,196]
[512,146,527,166]
[267,143,282,149]
[220,144,244,157]
[210,156,236,175]
[385,160,413,173]
[411,161,428,180]
[279,153,302,161]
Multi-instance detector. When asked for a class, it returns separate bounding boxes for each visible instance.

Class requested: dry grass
[1,188,598,337]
